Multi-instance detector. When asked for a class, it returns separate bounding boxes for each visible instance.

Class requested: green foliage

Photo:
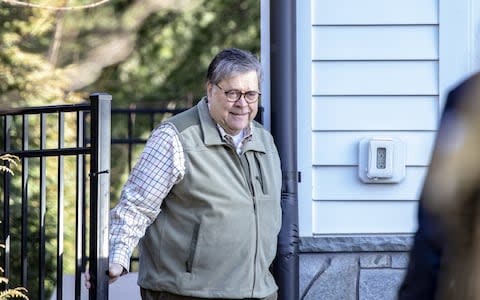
[1,0,260,107]
[0,287,29,300]
[0,155,18,175]
[0,3,77,107]
[91,0,260,108]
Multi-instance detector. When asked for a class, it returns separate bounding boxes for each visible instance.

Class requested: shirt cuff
[109,249,131,272]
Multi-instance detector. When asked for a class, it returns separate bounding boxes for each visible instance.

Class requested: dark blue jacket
[397,72,480,299]
[397,204,444,299]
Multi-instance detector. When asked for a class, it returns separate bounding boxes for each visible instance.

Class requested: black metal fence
[0,94,111,300]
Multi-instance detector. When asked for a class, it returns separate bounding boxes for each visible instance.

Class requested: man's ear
[206,82,213,99]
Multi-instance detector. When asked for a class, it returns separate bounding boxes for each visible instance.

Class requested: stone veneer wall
[299,236,413,300]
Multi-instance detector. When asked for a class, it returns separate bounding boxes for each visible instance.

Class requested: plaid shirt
[109,121,252,270]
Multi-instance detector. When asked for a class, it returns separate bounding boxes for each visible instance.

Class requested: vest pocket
[254,153,268,195]
[185,222,200,273]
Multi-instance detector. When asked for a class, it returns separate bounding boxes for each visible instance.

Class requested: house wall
[290,0,480,299]
[305,0,439,236]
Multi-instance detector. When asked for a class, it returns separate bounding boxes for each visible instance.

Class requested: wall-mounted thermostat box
[358,137,406,183]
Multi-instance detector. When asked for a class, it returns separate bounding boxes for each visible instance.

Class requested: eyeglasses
[216,84,261,103]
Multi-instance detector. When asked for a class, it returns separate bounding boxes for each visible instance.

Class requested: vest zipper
[229,146,259,296]
[251,198,259,298]
[243,152,260,297]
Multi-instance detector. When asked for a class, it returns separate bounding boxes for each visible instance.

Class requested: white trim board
[297,0,313,237]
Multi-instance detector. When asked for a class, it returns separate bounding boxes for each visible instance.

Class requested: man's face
[207,71,259,135]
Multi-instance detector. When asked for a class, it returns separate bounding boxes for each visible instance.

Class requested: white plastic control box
[358,137,406,183]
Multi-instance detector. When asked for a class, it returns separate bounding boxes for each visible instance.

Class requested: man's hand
[84,263,126,289]
[107,263,126,284]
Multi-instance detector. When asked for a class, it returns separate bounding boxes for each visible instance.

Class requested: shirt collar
[216,124,252,152]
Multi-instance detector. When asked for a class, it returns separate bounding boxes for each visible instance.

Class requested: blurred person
[87,48,282,300]
[398,72,480,299]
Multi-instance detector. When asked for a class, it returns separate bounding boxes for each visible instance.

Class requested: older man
[107,48,281,300]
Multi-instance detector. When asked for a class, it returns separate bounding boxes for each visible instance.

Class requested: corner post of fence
[89,93,111,300]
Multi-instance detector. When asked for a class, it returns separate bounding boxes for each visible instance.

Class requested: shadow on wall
[50,273,141,300]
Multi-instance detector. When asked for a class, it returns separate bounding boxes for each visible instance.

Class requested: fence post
[89,93,111,300]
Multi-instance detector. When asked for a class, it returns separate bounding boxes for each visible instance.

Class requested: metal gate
[0,94,111,300]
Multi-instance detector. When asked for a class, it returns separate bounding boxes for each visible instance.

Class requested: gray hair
[206,48,263,86]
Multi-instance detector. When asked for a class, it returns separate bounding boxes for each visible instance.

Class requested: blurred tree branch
[1,0,111,10]
[0,0,259,107]
[62,0,194,91]
[47,10,66,66]
[0,0,198,106]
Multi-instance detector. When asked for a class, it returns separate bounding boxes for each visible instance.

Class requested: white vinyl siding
[312,0,438,25]
[307,0,439,235]
[311,96,438,130]
[312,167,426,201]
[312,26,438,60]
[296,0,478,236]
[312,132,435,166]
[312,61,438,95]
[313,201,418,234]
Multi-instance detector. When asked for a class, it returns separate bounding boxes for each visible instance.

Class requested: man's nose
[235,95,249,106]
